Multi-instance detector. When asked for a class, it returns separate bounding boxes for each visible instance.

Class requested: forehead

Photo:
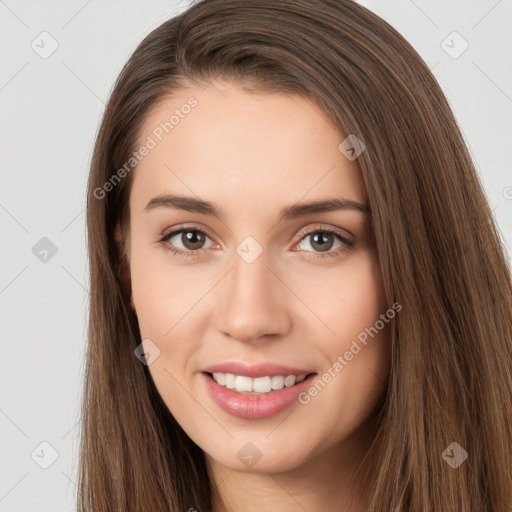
[130,81,367,215]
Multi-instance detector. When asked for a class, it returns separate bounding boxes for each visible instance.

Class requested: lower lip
[202,372,317,419]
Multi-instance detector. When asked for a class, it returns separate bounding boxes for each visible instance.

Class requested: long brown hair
[79,0,512,510]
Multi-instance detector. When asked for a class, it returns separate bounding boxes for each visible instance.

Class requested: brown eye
[293,226,354,261]
[158,224,353,261]
[160,228,214,252]
[179,230,207,250]
[308,231,335,252]
[296,229,351,254]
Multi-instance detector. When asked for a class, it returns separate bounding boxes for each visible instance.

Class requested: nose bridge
[215,242,291,342]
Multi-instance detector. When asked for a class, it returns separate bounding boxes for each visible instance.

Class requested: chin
[204,437,314,474]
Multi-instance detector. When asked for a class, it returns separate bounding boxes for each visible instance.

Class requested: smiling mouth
[205,371,317,395]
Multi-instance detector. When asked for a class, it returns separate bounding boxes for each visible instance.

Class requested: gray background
[0,0,511,510]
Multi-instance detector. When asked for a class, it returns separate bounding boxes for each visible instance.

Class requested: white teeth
[225,373,236,389]
[271,375,285,390]
[284,375,296,387]
[235,375,252,392]
[210,372,309,394]
[253,376,272,393]
[213,372,226,386]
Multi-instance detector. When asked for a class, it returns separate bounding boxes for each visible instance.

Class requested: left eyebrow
[144,194,370,221]
[279,198,370,220]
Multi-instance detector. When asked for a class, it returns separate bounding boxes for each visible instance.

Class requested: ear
[114,223,135,312]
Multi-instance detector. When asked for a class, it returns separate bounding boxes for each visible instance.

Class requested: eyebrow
[144,194,370,221]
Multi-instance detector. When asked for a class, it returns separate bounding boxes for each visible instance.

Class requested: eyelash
[157,224,354,261]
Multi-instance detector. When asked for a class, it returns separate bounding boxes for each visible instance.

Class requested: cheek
[129,238,207,338]
[339,251,390,372]
[299,247,388,354]
[332,252,387,343]
[129,237,214,394]
[304,251,391,422]
[129,243,202,413]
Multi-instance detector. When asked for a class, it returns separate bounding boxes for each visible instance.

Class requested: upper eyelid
[161,223,353,247]
[161,223,216,243]
[295,223,353,241]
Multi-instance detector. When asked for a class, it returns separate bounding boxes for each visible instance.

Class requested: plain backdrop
[0,1,511,510]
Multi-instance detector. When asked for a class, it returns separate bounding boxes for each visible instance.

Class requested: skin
[119,80,391,512]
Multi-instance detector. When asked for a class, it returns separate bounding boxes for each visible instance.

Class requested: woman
[79,0,512,510]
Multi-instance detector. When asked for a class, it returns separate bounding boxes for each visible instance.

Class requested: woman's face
[124,80,391,474]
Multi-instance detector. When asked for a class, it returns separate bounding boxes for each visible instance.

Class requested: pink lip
[202,372,317,419]
[202,361,315,378]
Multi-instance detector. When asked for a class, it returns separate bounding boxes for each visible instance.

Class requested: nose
[214,248,292,344]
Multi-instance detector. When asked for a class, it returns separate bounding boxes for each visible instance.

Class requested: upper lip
[202,362,316,378]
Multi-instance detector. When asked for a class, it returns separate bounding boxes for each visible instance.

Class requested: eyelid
[160,222,219,246]
[294,223,354,244]
[160,222,353,247]
[158,222,355,260]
